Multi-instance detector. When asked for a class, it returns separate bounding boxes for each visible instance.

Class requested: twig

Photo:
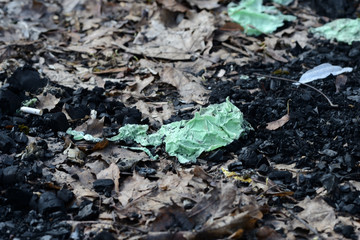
[254,73,338,108]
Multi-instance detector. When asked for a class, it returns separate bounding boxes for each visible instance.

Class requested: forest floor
[1,0,360,239]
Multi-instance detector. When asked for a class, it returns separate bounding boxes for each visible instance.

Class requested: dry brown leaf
[89,145,149,170]
[189,183,236,226]
[75,117,104,138]
[157,0,188,12]
[91,139,109,152]
[193,207,263,239]
[295,196,337,232]
[161,66,209,104]
[52,169,98,200]
[266,114,290,130]
[96,163,120,193]
[43,64,105,90]
[134,100,174,125]
[127,10,215,60]
[185,0,220,10]
[65,45,97,55]
[36,92,60,111]
[118,172,156,208]
[151,203,193,231]
[335,74,347,93]
[92,66,128,75]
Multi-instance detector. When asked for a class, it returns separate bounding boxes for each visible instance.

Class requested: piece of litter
[20,107,43,116]
[272,0,293,5]
[310,18,360,45]
[221,167,252,183]
[295,63,353,85]
[67,97,252,164]
[227,0,296,36]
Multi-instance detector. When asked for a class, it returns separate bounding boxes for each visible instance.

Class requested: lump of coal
[206,149,224,162]
[0,88,23,115]
[38,191,65,215]
[93,179,114,196]
[238,146,261,168]
[65,104,90,120]
[136,167,156,177]
[7,65,48,93]
[2,166,23,185]
[0,132,16,153]
[43,112,69,132]
[268,170,292,184]
[94,231,116,240]
[75,201,99,220]
[5,188,33,209]
[320,173,338,193]
[57,188,74,204]
[312,0,358,19]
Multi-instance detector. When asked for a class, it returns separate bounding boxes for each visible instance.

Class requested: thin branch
[254,73,338,108]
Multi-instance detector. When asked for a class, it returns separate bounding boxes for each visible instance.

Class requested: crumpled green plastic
[228,0,296,36]
[67,97,251,164]
[310,18,360,45]
[272,0,293,6]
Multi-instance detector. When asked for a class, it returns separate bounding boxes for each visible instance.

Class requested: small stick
[254,73,338,108]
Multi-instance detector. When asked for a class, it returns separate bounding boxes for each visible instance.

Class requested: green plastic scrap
[310,18,360,45]
[67,98,251,164]
[272,0,293,6]
[228,0,296,36]
[22,98,38,107]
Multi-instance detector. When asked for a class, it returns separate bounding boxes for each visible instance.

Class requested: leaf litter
[0,0,360,239]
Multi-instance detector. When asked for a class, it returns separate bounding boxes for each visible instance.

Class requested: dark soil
[1,1,360,240]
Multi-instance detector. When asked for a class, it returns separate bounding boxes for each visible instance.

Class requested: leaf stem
[254,73,338,108]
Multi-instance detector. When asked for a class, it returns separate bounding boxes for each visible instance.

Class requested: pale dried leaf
[296,196,337,232]
[65,45,97,55]
[161,66,209,104]
[36,93,60,111]
[118,173,155,207]
[89,145,149,170]
[74,117,105,137]
[266,114,290,130]
[127,11,215,60]
[134,100,174,124]
[186,0,220,9]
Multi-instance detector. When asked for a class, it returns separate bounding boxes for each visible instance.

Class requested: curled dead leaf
[266,114,290,130]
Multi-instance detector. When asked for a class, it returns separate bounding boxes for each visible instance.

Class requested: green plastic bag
[228,0,296,36]
[67,98,252,164]
[310,18,360,45]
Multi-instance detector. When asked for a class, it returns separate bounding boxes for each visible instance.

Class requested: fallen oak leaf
[266,114,289,130]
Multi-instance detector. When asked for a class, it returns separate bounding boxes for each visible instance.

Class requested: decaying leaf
[266,114,290,130]
[127,10,215,60]
[89,144,150,171]
[335,74,347,93]
[36,92,60,111]
[294,196,337,232]
[134,100,174,125]
[75,117,105,138]
[161,66,209,105]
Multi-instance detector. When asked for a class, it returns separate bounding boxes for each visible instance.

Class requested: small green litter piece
[310,18,360,45]
[22,98,38,107]
[67,98,252,164]
[228,0,296,36]
[272,0,293,6]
